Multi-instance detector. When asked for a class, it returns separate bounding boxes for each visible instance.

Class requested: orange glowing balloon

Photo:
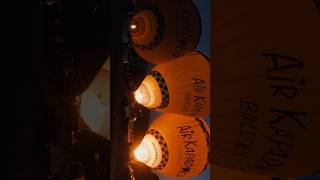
[133,113,210,178]
[130,0,201,64]
[212,0,320,178]
[134,51,210,117]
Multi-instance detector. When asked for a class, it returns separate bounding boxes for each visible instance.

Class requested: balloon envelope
[134,113,210,178]
[134,51,210,117]
[212,0,320,177]
[130,0,201,64]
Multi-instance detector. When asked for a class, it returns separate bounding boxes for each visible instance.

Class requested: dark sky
[296,174,320,180]
[194,0,210,57]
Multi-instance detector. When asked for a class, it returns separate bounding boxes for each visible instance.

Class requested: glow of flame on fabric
[130,24,137,30]
[134,51,210,117]
[134,134,162,168]
[134,79,160,108]
[129,0,201,64]
[134,113,210,178]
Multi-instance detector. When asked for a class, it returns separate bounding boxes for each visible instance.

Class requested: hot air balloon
[133,113,210,178]
[134,51,210,117]
[129,0,201,64]
[80,59,110,139]
[212,0,320,177]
